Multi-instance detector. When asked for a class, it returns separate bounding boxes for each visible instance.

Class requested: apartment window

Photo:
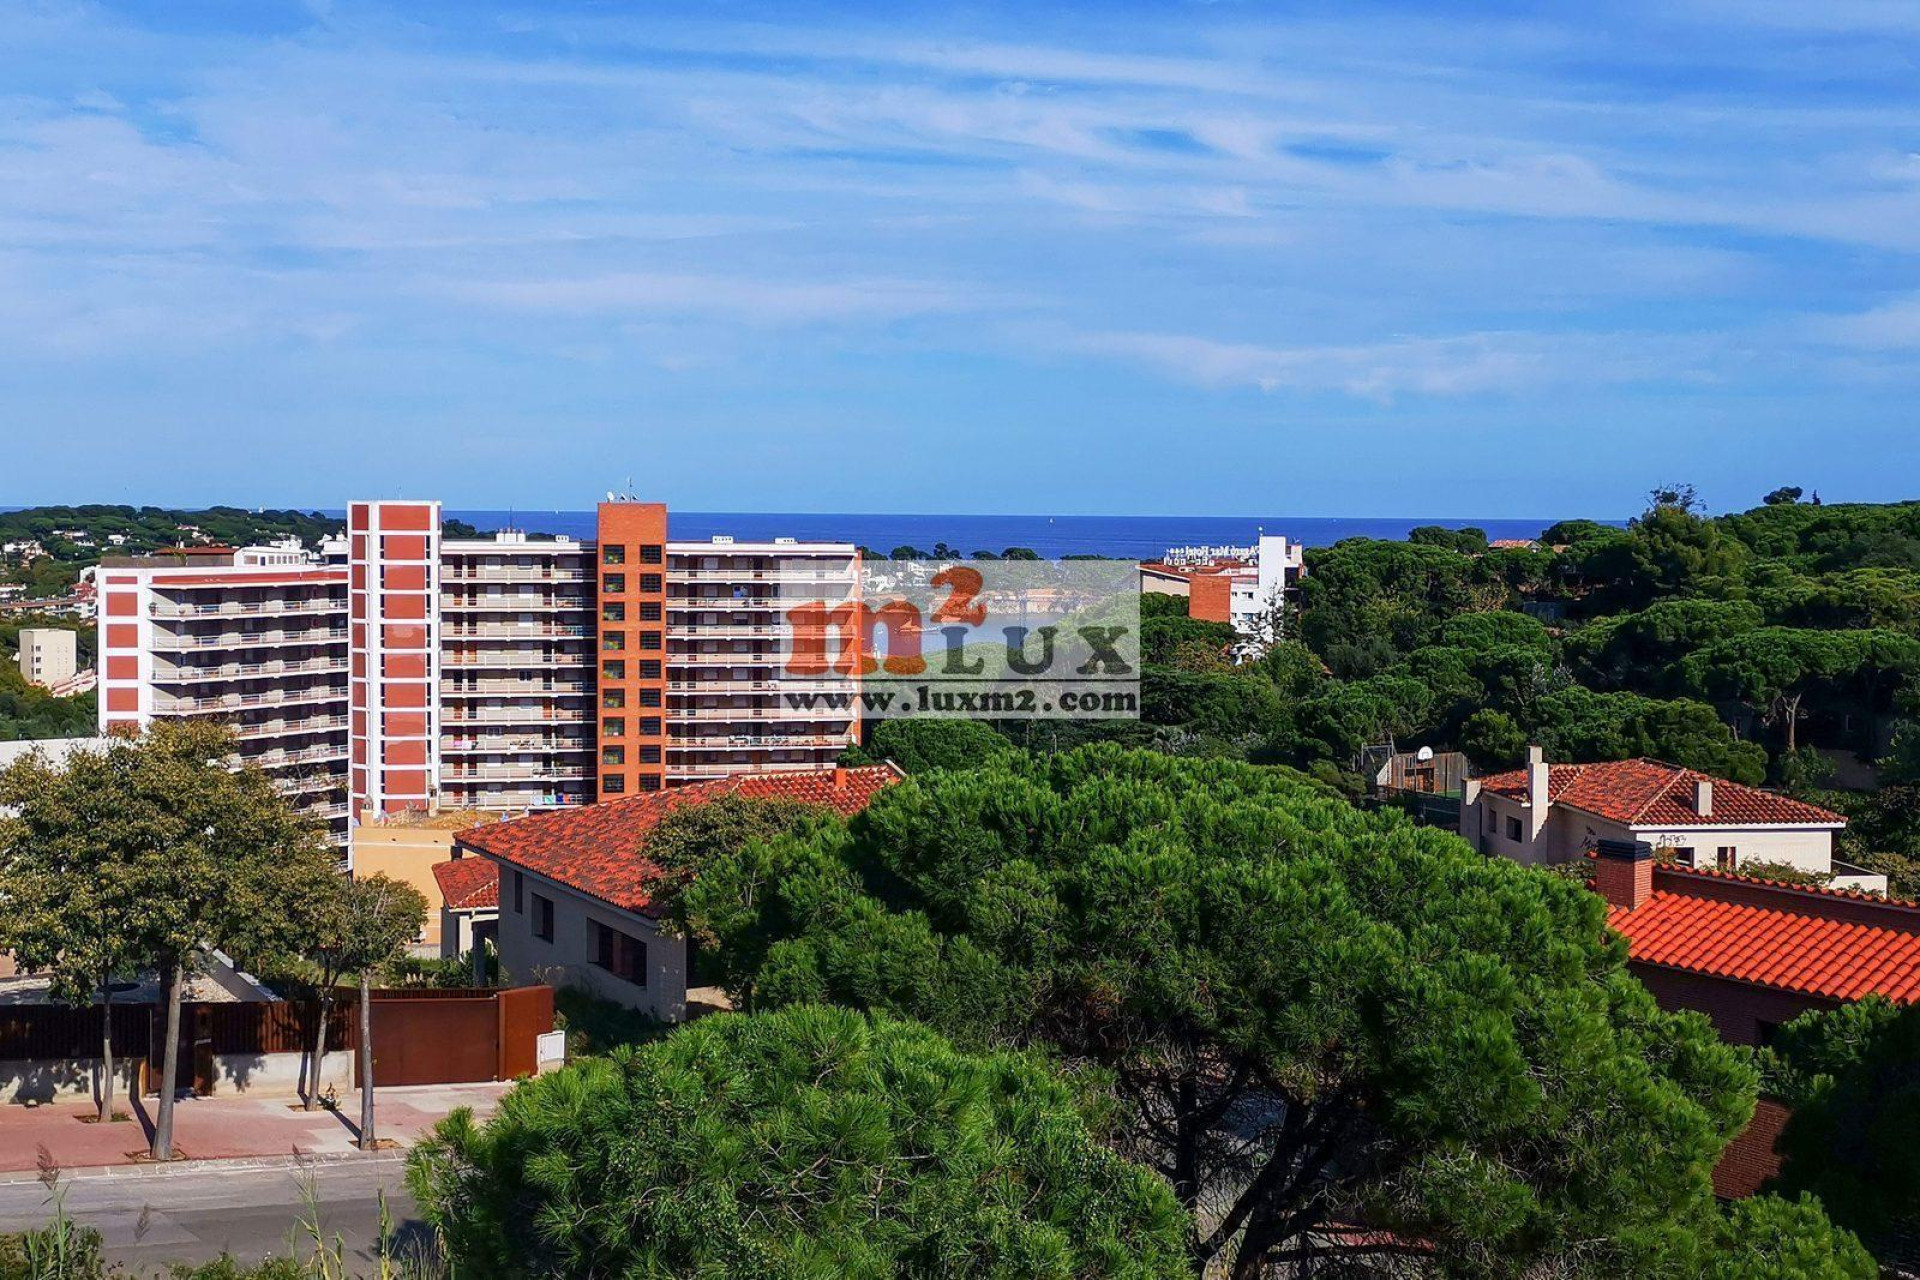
[513,869,524,915]
[639,716,661,735]
[639,630,662,651]
[602,745,626,766]
[602,774,625,795]
[638,660,662,679]
[603,688,626,709]
[592,921,649,986]
[604,717,625,738]
[640,544,663,565]
[640,573,662,593]
[532,893,555,942]
[640,775,662,792]
[639,688,661,708]
[1505,816,1522,841]
[639,744,661,764]
[603,546,626,566]
[1484,808,1497,833]
[603,632,626,652]
[1674,847,1698,867]
[603,574,625,594]
[1716,846,1738,871]
[639,601,661,622]
[602,660,625,681]
[602,602,626,622]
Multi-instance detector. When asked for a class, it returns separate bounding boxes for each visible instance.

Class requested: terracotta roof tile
[431,856,499,911]
[1609,865,1920,1004]
[455,765,904,915]
[1478,758,1843,828]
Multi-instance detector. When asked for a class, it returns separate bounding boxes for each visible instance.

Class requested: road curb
[0,1148,410,1186]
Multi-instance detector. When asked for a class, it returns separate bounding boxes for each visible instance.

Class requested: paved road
[0,1159,430,1274]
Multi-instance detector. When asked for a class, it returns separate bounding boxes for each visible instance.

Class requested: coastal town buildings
[97,499,862,851]
[1139,534,1303,647]
[1460,747,1883,893]
[452,764,902,1021]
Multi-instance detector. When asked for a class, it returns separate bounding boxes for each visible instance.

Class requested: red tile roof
[1478,758,1844,828]
[455,765,905,915]
[1609,864,1920,1004]
[431,856,499,911]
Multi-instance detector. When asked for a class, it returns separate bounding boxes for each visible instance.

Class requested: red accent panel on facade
[384,712,429,739]
[385,682,428,709]
[353,711,368,737]
[380,506,434,533]
[106,687,138,712]
[350,504,369,531]
[351,564,367,591]
[106,655,137,680]
[384,652,428,680]
[382,534,429,561]
[106,623,139,649]
[385,769,428,795]
[352,652,367,678]
[106,593,137,617]
[1187,575,1232,624]
[385,592,428,621]
[383,624,427,649]
[383,564,428,592]
[385,740,429,767]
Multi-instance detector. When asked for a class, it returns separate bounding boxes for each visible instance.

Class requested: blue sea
[445,511,1589,560]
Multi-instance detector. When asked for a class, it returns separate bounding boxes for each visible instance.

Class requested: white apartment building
[15,628,78,689]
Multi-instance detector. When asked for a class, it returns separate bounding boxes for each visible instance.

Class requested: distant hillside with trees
[0,504,340,598]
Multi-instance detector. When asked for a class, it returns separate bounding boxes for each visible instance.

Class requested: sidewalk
[0,1083,510,1178]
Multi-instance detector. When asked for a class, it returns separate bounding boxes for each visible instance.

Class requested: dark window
[639,630,662,651]
[602,660,625,681]
[603,546,626,565]
[592,921,649,986]
[639,716,662,735]
[603,631,626,651]
[533,893,555,942]
[1757,1020,1782,1046]
[1674,846,1698,867]
[638,660,662,679]
[513,869,524,915]
[639,601,661,622]
[1505,816,1522,841]
[602,773,625,795]
[602,745,625,766]
[1484,808,1497,833]
[602,602,625,622]
[639,573,662,593]
[603,573,625,594]
[1716,846,1737,871]
[639,688,662,707]
[604,717,625,738]
[640,775,662,792]
[639,744,661,764]
[603,688,626,709]
[640,544,663,565]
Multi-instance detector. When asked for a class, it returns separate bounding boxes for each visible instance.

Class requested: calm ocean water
[446,511,1594,559]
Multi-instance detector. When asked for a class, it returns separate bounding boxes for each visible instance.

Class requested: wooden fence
[0,986,553,1094]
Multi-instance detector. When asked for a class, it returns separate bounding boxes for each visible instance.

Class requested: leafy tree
[1686,1195,1875,1279]
[684,747,1767,1278]
[332,875,427,1149]
[861,718,1015,774]
[407,1005,1191,1278]
[1680,628,1920,753]
[1459,708,1528,768]
[0,743,150,1121]
[643,793,836,947]
[1407,524,1489,554]
[1526,686,1768,783]
[1769,997,1920,1258]
[1764,486,1806,507]
[1141,612,1238,666]
[1563,599,1763,694]
[0,722,336,1158]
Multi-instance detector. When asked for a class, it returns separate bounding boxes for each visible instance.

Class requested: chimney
[832,765,849,792]
[1693,777,1713,818]
[1593,839,1654,911]
[1526,745,1549,818]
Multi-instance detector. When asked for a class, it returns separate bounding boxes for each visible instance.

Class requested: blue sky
[3,0,1919,518]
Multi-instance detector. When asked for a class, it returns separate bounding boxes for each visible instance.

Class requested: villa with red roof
[1591,840,1920,1045]
[454,764,903,1020]
[1461,746,1885,894]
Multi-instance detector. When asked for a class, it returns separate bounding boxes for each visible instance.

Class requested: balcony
[441,651,586,668]
[443,707,586,725]
[444,623,590,638]
[442,567,590,584]
[154,657,349,684]
[247,744,350,769]
[441,596,589,612]
[232,714,349,739]
[157,686,348,715]
[668,732,853,750]
[672,567,856,583]
[150,627,348,651]
[442,735,590,753]
[443,763,590,781]
[150,598,344,620]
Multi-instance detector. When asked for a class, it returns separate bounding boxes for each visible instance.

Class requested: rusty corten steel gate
[356,985,555,1087]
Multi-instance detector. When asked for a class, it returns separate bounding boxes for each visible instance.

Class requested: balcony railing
[155,658,348,683]
[672,567,856,582]
[445,623,590,638]
[442,596,589,612]
[232,714,349,739]
[157,687,348,715]
[150,627,348,651]
[668,732,853,750]
[151,599,343,619]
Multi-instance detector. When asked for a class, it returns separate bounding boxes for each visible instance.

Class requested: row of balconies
[244,743,349,769]
[150,627,348,651]
[446,623,589,638]
[157,685,348,715]
[232,714,349,739]
[151,598,343,619]
[667,732,853,749]
[442,596,589,612]
[443,707,591,725]
[154,657,348,683]
[442,680,589,696]
[670,566,856,582]
[441,736,592,754]
[442,567,591,583]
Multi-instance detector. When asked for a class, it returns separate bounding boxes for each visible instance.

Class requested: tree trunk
[97,971,114,1124]
[305,991,330,1112]
[151,960,183,1161]
[357,969,375,1150]
[1786,692,1803,753]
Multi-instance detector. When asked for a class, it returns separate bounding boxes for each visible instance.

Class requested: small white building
[1461,747,1882,893]
[15,627,78,689]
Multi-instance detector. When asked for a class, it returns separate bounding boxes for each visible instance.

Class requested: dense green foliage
[1767,997,1920,1260]
[677,745,1849,1277]
[408,1005,1191,1279]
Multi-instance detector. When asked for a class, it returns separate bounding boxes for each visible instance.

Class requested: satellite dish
[1416,745,1434,762]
